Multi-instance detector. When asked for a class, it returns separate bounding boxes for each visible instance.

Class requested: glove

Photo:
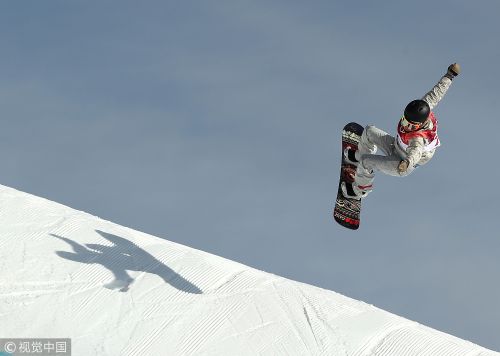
[398,160,409,175]
[447,63,461,78]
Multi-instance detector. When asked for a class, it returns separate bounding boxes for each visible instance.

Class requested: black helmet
[404,100,430,123]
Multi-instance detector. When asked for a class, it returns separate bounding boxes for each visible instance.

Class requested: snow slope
[0,184,497,356]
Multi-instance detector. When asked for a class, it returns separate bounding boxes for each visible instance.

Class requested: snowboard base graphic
[333,122,364,230]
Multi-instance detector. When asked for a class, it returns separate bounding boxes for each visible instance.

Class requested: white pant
[353,125,416,196]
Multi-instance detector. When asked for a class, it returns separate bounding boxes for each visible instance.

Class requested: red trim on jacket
[397,112,440,149]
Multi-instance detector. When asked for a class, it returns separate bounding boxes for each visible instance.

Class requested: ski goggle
[401,115,423,131]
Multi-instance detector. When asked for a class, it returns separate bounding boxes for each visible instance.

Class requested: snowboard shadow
[51,230,202,294]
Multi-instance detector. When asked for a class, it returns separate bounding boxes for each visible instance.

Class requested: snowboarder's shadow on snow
[51,230,202,294]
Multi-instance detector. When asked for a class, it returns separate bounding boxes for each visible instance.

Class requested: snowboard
[333,122,364,230]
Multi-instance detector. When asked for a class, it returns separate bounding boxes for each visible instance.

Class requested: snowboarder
[341,63,461,200]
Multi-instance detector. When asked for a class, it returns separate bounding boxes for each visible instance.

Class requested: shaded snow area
[0,185,497,356]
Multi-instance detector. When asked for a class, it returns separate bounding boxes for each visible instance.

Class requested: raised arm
[421,63,460,110]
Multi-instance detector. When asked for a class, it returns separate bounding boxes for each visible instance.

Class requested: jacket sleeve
[406,137,425,168]
[421,75,453,110]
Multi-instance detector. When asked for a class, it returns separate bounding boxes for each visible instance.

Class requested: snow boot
[341,181,371,200]
[343,147,359,166]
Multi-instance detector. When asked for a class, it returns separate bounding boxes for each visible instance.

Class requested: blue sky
[1,0,499,350]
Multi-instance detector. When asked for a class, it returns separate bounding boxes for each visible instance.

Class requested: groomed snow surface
[0,185,497,356]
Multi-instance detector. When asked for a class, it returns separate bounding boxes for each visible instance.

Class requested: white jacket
[394,75,453,168]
